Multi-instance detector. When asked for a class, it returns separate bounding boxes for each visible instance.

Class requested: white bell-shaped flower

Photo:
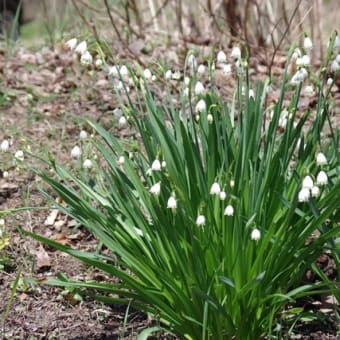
[149,182,161,195]
[316,152,327,166]
[167,196,177,209]
[316,171,328,186]
[298,187,310,202]
[196,215,206,226]
[224,205,234,216]
[210,182,221,195]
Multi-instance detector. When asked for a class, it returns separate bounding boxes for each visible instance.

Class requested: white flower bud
[298,187,310,202]
[144,68,152,80]
[95,58,103,68]
[251,228,261,241]
[197,64,206,75]
[196,215,205,226]
[184,76,190,86]
[167,196,177,209]
[230,180,235,188]
[161,161,166,168]
[316,152,327,166]
[248,89,255,99]
[219,191,227,200]
[149,182,161,195]
[1,139,9,152]
[118,156,125,165]
[83,159,93,169]
[207,114,213,124]
[224,205,234,216]
[3,171,9,178]
[210,182,221,195]
[165,70,172,79]
[316,171,328,185]
[71,146,81,159]
[327,78,333,86]
[79,130,88,139]
[0,218,5,226]
[118,116,127,128]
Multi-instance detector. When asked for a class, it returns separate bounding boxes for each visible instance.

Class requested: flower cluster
[298,152,329,202]
[66,38,93,66]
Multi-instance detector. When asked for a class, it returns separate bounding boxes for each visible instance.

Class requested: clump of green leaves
[27,39,339,339]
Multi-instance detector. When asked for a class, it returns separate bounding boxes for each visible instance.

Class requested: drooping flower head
[195,99,206,113]
[316,152,327,166]
[65,38,77,50]
[303,35,313,51]
[151,159,161,171]
[75,40,87,55]
[80,51,93,65]
[217,50,227,64]
[83,159,93,169]
[1,139,9,152]
[231,46,241,60]
[316,171,328,186]
[194,81,205,95]
[79,130,88,139]
[251,228,261,241]
[298,187,310,202]
[302,175,313,189]
[71,146,81,159]
[167,196,177,209]
[210,182,221,195]
[224,205,234,216]
[196,215,206,226]
[149,182,161,195]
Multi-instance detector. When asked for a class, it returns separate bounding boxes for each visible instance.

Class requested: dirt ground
[0,42,339,339]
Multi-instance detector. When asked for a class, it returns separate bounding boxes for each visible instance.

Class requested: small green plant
[26,34,339,338]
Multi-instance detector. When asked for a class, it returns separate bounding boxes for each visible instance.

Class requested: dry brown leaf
[44,209,59,226]
[35,245,51,270]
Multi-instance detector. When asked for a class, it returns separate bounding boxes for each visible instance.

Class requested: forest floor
[0,40,339,339]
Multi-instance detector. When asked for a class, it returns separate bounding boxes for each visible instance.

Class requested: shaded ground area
[0,43,339,339]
